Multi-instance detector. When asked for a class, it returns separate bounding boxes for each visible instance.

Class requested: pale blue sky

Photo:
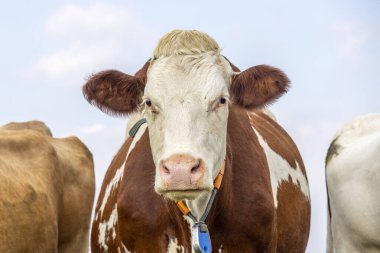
[1,1,379,252]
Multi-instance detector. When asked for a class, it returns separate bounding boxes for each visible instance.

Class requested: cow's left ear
[230,65,290,109]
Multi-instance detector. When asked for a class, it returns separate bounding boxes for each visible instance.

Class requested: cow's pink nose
[159,154,204,189]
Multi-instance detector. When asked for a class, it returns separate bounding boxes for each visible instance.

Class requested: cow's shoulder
[92,121,148,252]
[247,110,304,170]
[94,136,133,221]
[49,135,94,180]
[0,123,57,197]
[0,121,58,168]
[241,109,310,205]
[0,120,52,158]
[0,120,95,196]
[325,113,380,191]
[326,113,380,165]
[1,120,52,136]
[0,121,93,176]
[244,110,310,251]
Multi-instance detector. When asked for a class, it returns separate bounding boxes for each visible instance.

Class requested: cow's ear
[83,70,145,116]
[230,65,290,109]
[83,61,150,116]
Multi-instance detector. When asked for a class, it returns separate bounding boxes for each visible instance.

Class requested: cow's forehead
[145,54,232,101]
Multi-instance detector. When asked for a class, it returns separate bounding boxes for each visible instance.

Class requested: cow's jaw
[143,52,233,201]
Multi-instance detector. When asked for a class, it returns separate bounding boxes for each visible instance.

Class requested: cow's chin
[157,188,211,201]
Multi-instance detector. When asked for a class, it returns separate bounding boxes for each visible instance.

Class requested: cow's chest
[114,196,276,253]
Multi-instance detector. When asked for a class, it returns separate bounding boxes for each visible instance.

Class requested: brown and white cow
[84,30,310,253]
[0,121,95,253]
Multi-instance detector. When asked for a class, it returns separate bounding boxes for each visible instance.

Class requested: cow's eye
[211,96,229,111]
[145,100,152,107]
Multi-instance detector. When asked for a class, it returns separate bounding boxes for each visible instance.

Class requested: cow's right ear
[83,70,145,116]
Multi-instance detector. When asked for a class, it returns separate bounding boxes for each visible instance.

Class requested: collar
[176,159,225,222]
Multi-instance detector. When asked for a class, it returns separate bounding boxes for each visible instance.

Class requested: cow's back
[326,113,380,252]
[0,121,95,253]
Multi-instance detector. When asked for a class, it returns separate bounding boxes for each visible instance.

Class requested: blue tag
[191,223,212,253]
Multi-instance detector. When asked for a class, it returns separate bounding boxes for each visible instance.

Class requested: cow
[0,120,95,253]
[83,29,310,253]
[325,113,380,253]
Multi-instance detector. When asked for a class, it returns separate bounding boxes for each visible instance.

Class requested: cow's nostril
[163,165,170,174]
[191,162,200,174]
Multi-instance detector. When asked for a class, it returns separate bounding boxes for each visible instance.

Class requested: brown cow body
[91,108,310,253]
[0,121,95,253]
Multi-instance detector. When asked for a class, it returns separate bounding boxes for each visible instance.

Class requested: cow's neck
[184,191,212,221]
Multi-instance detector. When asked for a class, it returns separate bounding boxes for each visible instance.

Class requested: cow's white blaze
[251,126,310,207]
[144,52,234,196]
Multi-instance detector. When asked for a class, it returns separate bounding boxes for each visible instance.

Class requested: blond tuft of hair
[153,30,220,58]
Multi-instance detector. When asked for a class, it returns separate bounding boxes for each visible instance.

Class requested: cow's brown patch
[325,137,342,166]
[276,180,311,253]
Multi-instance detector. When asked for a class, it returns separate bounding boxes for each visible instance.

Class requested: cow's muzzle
[157,154,208,200]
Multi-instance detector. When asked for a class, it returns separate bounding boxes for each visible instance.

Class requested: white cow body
[326,113,380,253]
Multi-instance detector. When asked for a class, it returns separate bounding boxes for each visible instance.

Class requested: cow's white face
[83,30,289,202]
[143,53,234,200]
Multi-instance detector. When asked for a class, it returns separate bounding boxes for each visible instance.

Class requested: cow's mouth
[161,189,209,201]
